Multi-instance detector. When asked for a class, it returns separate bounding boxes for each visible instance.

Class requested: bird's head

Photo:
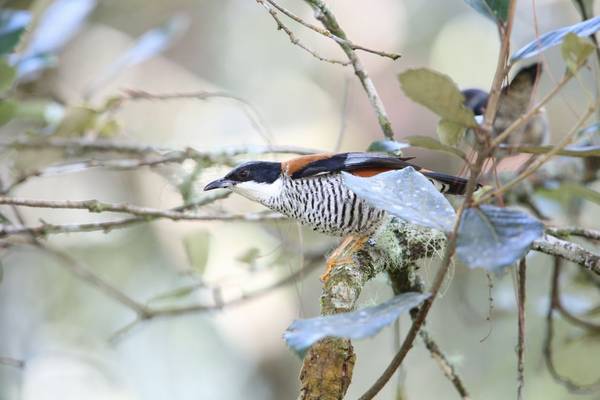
[204,161,283,203]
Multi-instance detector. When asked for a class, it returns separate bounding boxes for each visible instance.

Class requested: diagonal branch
[302,0,395,140]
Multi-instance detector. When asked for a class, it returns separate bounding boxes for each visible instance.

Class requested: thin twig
[551,258,600,332]
[516,258,527,400]
[263,0,401,60]
[256,0,350,66]
[110,253,323,343]
[0,137,319,158]
[543,257,600,394]
[0,195,284,223]
[419,328,471,400]
[40,244,152,317]
[303,0,395,140]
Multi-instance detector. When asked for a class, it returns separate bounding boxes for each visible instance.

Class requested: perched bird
[462,63,549,147]
[204,152,470,280]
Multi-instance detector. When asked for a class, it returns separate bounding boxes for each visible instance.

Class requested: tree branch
[532,234,600,276]
[302,0,395,140]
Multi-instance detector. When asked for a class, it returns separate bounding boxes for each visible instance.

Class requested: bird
[462,63,549,147]
[204,152,470,281]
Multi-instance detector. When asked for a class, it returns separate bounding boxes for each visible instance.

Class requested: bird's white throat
[231,177,283,204]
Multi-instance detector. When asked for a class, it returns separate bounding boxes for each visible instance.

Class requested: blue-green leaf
[0,10,31,55]
[284,292,429,353]
[465,0,510,23]
[456,205,544,272]
[342,168,456,232]
[367,139,409,155]
[512,16,600,61]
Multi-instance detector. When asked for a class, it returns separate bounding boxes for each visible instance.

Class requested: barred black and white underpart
[264,174,386,237]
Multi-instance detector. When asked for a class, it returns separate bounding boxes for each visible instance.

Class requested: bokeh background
[1,0,600,399]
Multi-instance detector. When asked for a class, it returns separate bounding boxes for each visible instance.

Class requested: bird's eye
[238,169,250,179]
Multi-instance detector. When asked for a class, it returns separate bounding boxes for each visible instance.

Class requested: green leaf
[366,139,409,155]
[0,10,31,55]
[404,135,467,160]
[0,100,16,126]
[456,205,544,272]
[561,32,595,73]
[53,106,98,136]
[183,230,211,274]
[398,68,477,135]
[512,16,600,61]
[284,292,430,353]
[342,167,457,232]
[0,59,16,94]
[465,0,509,23]
[437,119,467,146]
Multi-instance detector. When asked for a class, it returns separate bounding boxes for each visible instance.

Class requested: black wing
[289,152,417,179]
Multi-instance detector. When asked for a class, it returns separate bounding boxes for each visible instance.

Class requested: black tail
[422,171,475,195]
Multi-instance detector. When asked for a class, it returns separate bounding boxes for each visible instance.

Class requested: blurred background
[0,0,599,399]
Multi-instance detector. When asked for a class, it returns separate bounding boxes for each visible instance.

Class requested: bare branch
[544,258,600,394]
[256,0,350,66]
[263,0,401,60]
[0,137,320,158]
[532,234,600,276]
[0,195,284,224]
[516,258,527,400]
[302,0,395,140]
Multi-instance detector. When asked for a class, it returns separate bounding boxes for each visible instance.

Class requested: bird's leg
[321,235,369,282]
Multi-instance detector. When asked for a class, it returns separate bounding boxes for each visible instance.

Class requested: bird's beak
[204,178,234,191]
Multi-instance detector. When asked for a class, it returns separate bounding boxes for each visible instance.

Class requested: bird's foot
[320,256,354,282]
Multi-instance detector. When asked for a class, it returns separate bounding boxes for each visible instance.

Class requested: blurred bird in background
[462,63,549,147]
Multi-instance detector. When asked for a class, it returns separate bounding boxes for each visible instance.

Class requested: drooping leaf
[512,15,600,61]
[561,32,595,73]
[367,139,409,155]
[183,230,211,274]
[284,292,429,353]
[404,135,467,160]
[0,60,16,94]
[464,0,510,23]
[456,205,544,272]
[398,69,477,138]
[342,167,457,232]
[0,9,31,55]
[0,100,17,126]
[437,119,467,146]
[85,14,190,96]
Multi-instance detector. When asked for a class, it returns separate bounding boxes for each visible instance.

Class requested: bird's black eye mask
[224,161,281,184]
